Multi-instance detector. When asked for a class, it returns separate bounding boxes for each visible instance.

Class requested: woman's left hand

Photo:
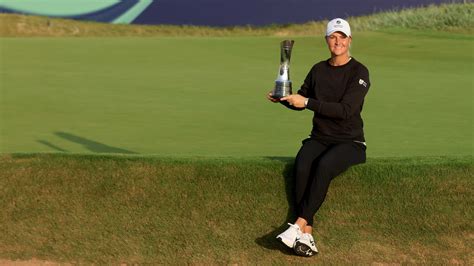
[280,94,307,108]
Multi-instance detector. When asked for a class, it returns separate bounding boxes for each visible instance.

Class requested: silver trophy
[272,40,294,99]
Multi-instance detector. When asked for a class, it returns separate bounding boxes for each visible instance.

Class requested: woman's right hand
[267,90,279,103]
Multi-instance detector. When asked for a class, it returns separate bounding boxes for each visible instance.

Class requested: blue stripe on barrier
[132,0,464,26]
[0,0,138,23]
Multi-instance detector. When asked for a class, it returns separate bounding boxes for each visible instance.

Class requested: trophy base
[272,81,292,99]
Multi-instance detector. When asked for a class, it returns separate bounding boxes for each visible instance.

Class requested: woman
[267,18,370,257]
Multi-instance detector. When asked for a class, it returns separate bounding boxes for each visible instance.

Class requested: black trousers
[294,138,366,226]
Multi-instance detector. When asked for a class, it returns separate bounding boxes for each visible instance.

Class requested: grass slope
[1,31,472,157]
[0,154,472,264]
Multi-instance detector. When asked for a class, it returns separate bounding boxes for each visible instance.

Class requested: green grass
[1,31,473,157]
[0,154,472,264]
[350,2,474,33]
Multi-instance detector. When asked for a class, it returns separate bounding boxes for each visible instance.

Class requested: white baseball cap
[326,18,351,37]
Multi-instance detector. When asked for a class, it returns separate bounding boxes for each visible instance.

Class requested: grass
[1,31,472,157]
[350,2,474,33]
[0,154,472,264]
[0,3,472,37]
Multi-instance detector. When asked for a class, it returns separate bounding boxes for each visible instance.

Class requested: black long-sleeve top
[281,57,370,143]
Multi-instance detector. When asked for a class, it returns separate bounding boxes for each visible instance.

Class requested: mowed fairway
[1,30,472,157]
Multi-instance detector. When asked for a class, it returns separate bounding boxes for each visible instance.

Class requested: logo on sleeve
[359,79,367,87]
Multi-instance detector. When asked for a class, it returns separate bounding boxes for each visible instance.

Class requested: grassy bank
[0,3,472,37]
[0,154,472,264]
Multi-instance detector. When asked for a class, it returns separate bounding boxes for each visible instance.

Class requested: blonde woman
[267,18,370,256]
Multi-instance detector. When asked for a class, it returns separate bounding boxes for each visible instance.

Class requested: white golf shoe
[294,233,318,257]
[276,223,302,249]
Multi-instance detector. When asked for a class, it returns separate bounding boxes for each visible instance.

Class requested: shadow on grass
[37,140,69,152]
[37,131,138,154]
[255,156,297,255]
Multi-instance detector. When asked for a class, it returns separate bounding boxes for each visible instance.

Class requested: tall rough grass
[350,2,473,32]
[0,3,472,37]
